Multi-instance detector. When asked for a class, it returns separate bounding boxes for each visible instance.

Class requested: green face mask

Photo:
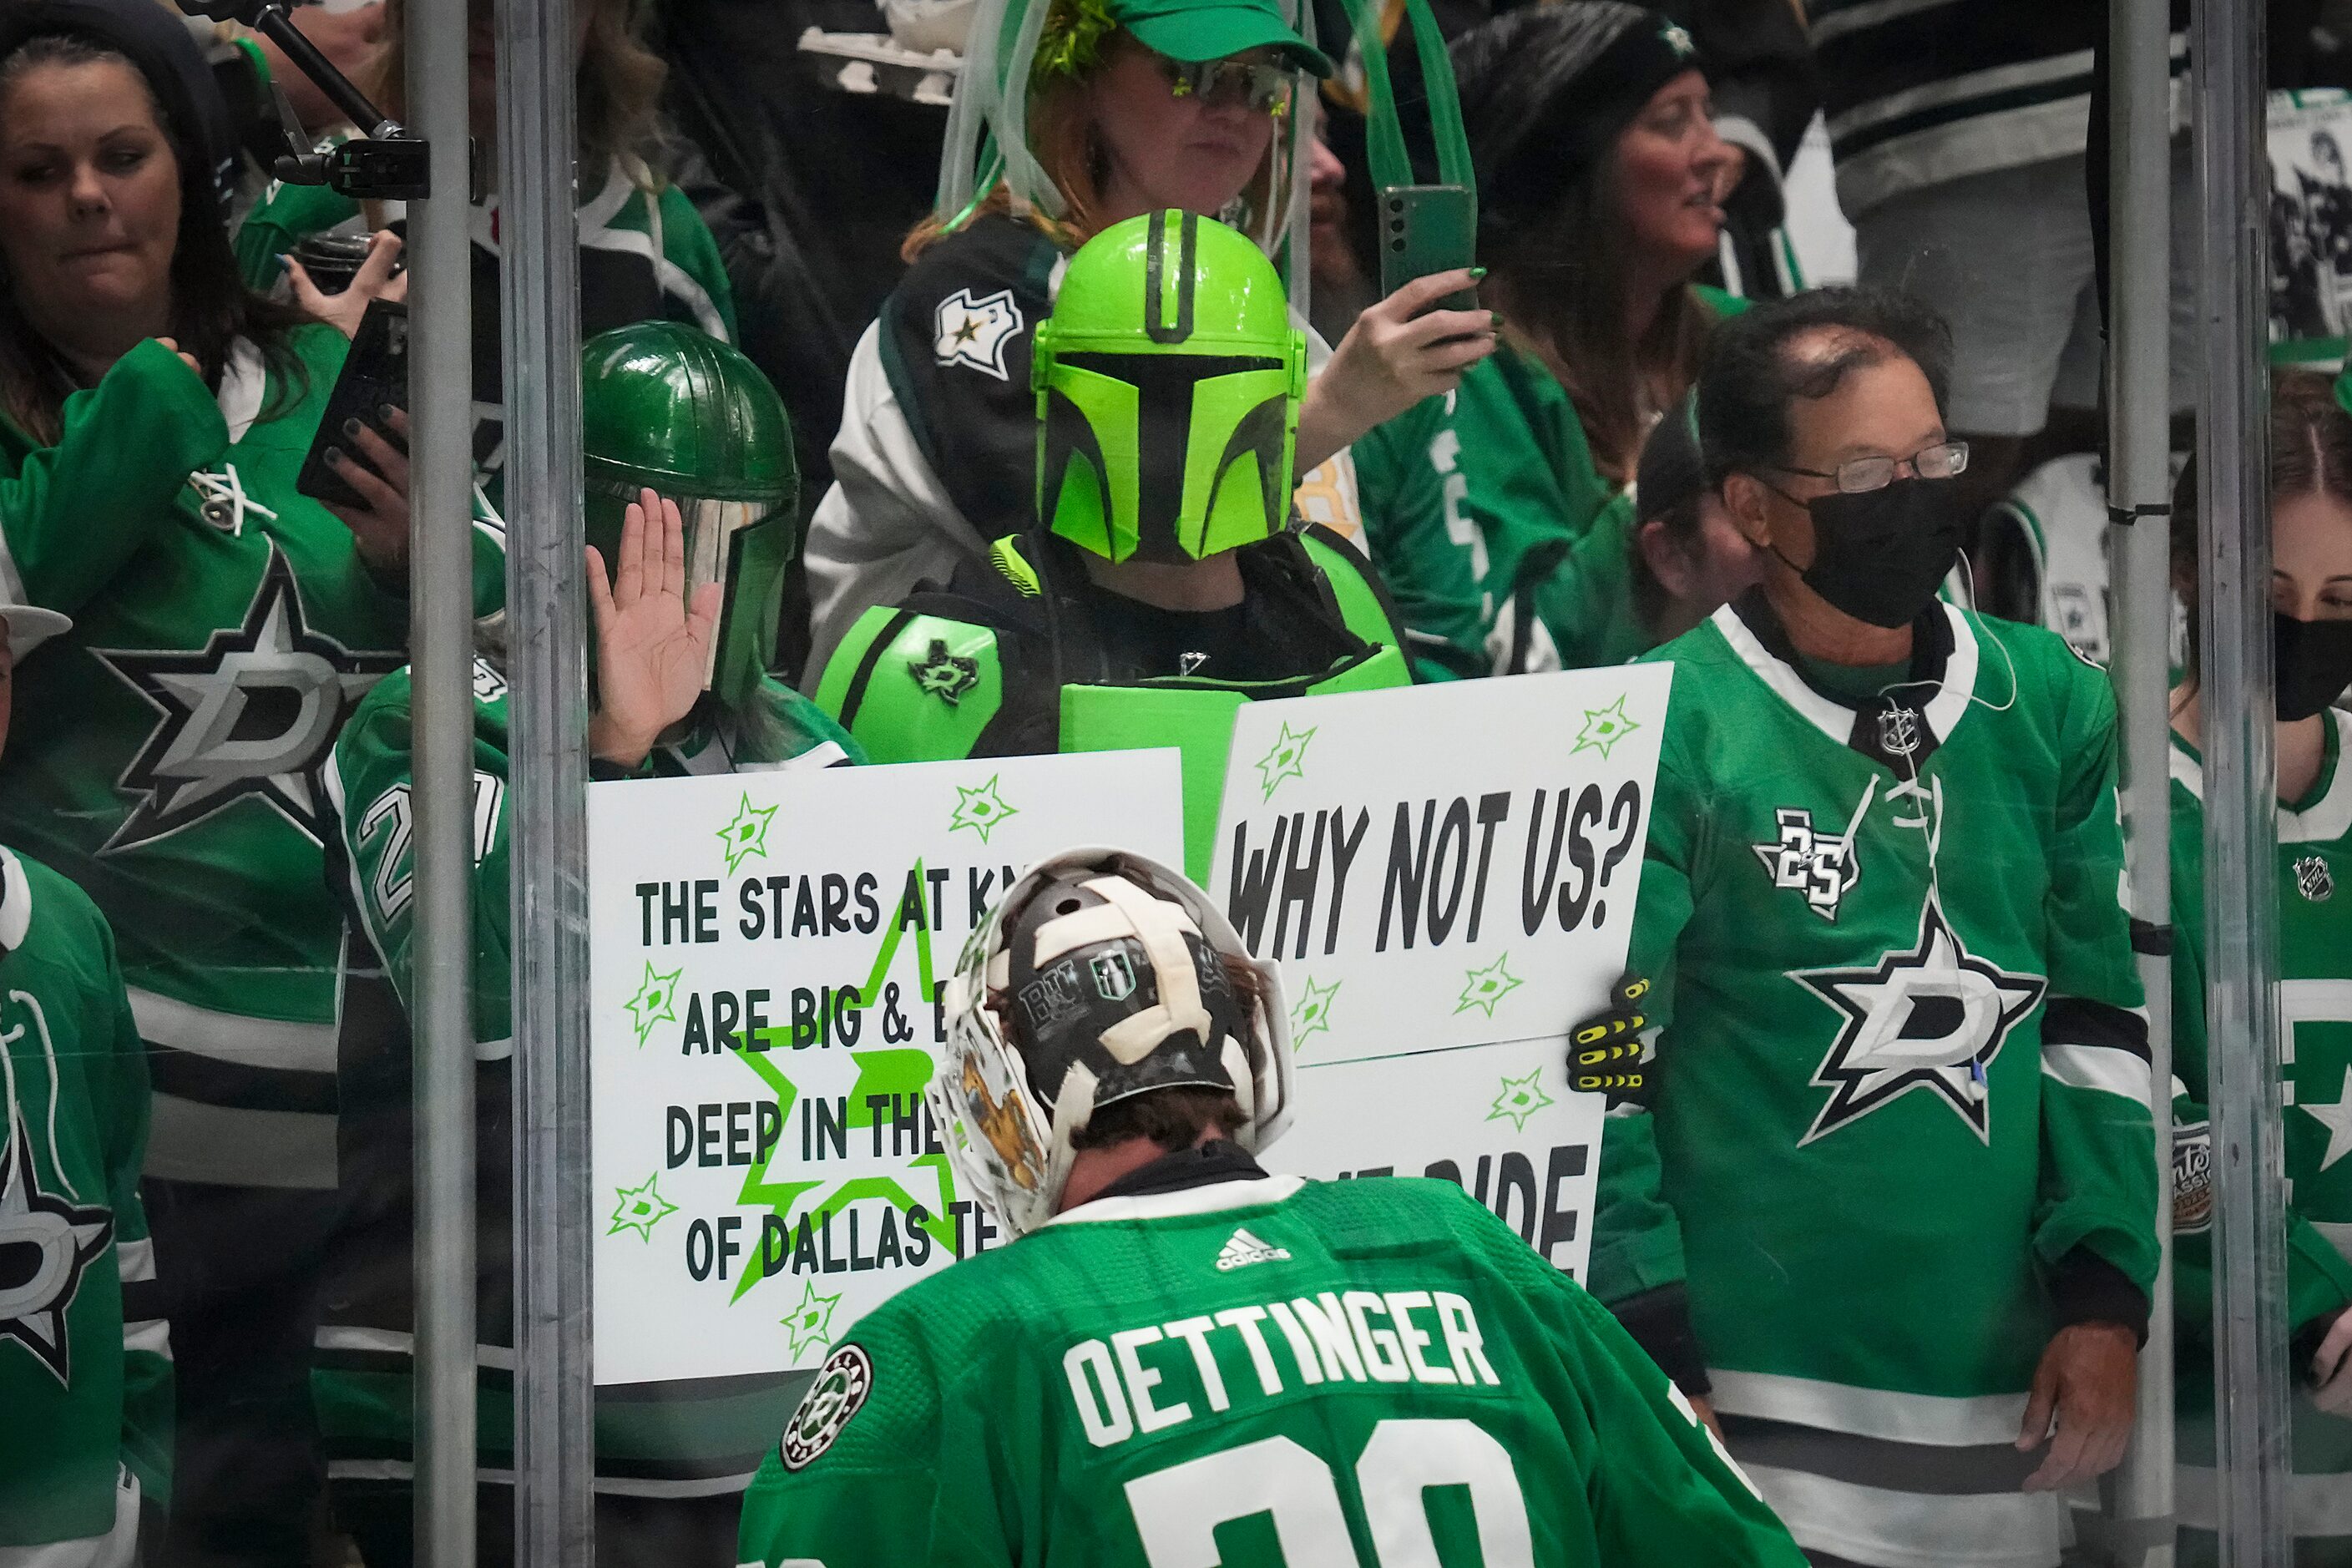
[1032,210,1307,564]
[579,321,798,710]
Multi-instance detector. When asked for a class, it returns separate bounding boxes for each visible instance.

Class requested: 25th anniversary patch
[781,1343,873,1470]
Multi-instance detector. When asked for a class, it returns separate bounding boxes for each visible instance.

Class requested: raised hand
[586,487,720,769]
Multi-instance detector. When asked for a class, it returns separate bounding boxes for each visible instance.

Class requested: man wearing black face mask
[1571,288,2157,1568]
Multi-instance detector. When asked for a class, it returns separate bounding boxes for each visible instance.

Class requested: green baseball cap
[1113,0,1333,76]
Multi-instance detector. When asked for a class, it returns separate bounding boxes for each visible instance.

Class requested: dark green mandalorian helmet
[1032,210,1308,564]
[581,321,797,710]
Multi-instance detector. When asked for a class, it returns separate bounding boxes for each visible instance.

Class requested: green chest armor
[817,528,1411,875]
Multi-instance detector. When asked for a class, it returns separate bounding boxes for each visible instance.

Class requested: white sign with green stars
[1205,666,1675,1282]
[588,748,1183,1386]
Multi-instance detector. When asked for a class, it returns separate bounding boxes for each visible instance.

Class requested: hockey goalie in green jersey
[1578,288,2158,1568]
[736,847,1807,1568]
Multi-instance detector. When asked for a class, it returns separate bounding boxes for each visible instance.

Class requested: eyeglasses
[1771,441,1970,494]
[1153,54,1295,114]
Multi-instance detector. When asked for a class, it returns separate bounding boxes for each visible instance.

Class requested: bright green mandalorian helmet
[581,321,797,710]
[1032,210,1308,564]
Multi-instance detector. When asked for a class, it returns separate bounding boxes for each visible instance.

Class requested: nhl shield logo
[1091,950,1138,1002]
[2294,854,2334,902]
[1877,706,1924,758]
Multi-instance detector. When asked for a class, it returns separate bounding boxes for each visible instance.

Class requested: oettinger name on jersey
[1793,899,2045,1146]
[95,546,402,852]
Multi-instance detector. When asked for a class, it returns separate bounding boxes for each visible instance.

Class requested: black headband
[1476,12,1703,238]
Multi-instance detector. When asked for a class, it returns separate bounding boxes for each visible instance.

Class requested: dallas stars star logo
[781,1279,844,1357]
[949,776,1019,843]
[1793,900,2044,1146]
[1572,695,1641,760]
[0,1114,114,1385]
[1288,976,1339,1048]
[625,962,683,1046]
[1487,1069,1555,1132]
[2299,1064,2352,1173]
[717,792,778,874]
[933,286,1024,381]
[1661,21,1696,58]
[608,1172,678,1242]
[94,546,401,853]
[1456,953,1523,1017]
[908,639,981,706]
[1256,721,1314,801]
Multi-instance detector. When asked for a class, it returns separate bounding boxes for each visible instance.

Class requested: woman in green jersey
[0,3,488,1560]
[2167,369,2352,1565]
[800,0,1497,672]
[1353,1,1745,679]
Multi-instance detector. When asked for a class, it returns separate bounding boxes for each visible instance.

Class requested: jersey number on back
[1124,1418,1530,1566]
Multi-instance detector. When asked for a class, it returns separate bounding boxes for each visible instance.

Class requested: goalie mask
[1032,210,1308,564]
[929,847,1294,1237]
[581,321,797,711]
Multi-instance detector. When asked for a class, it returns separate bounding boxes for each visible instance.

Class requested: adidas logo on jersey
[1214,1227,1291,1271]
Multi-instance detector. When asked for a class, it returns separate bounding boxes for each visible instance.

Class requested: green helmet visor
[1039,352,1295,562]
[585,489,792,706]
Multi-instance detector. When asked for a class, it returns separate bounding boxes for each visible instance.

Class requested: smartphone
[1377,185,1479,314]
[297,299,408,511]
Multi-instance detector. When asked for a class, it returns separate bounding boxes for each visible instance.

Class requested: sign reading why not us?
[584,666,1670,1384]
[586,749,1184,1387]
[1211,666,1674,1281]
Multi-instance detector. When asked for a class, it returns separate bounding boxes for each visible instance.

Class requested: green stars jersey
[0,843,170,1558]
[1597,594,2157,1568]
[0,328,504,1191]
[1350,289,1745,681]
[736,1167,1807,1568]
[314,657,858,1513]
[2168,711,2352,1559]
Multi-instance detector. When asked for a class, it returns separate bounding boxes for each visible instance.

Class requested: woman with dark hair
[2165,371,2352,1564]
[1579,286,2156,1568]
[235,0,736,501]
[1352,0,1741,679]
[0,3,465,1561]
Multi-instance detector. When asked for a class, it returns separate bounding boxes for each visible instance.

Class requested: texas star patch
[0,1113,114,1385]
[94,545,401,853]
[908,639,982,706]
[1753,807,1859,921]
[933,287,1024,380]
[781,1343,873,1470]
[1793,900,2045,1145]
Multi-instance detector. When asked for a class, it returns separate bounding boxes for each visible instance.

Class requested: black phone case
[296,299,409,510]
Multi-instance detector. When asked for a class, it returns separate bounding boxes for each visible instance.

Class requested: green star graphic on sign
[608,1172,678,1242]
[1255,721,1315,801]
[625,962,683,1046]
[782,1279,844,1357]
[1487,1069,1556,1133]
[1572,695,1641,760]
[1289,976,1340,1048]
[949,775,1019,843]
[716,792,778,874]
[1455,953,1524,1017]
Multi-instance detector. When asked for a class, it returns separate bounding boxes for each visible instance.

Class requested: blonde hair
[903,30,1280,262]
[367,0,667,178]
